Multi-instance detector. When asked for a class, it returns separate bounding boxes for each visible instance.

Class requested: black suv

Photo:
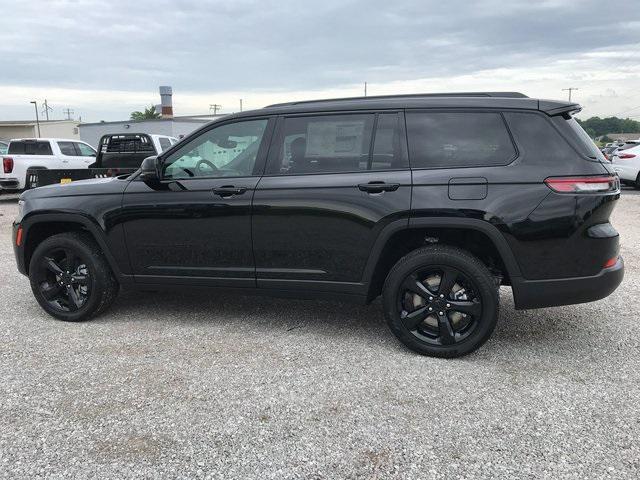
[12,92,624,357]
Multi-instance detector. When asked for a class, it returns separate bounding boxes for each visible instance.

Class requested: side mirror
[140,156,160,182]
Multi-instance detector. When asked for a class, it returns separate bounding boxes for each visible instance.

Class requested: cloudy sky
[1,0,639,122]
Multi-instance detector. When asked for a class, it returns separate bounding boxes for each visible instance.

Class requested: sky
[0,0,639,122]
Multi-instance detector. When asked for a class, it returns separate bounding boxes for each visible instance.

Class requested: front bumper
[512,257,624,309]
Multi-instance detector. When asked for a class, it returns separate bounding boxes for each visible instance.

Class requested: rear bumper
[512,257,624,309]
[0,178,20,190]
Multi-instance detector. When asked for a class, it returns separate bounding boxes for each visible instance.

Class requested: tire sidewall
[29,234,103,322]
[383,248,498,357]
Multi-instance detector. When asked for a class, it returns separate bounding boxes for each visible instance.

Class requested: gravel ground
[0,190,639,479]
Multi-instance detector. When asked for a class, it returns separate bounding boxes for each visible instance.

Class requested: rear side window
[158,137,172,152]
[58,141,77,156]
[8,141,53,155]
[406,112,516,168]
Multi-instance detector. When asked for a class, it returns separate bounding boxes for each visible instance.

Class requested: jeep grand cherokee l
[12,92,624,357]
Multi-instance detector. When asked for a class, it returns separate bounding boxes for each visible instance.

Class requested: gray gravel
[1,190,639,479]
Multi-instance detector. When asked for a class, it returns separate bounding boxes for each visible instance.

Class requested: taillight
[3,157,13,173]
[544,175,619,193]
[603,256,618,269]
[617,153,636,159]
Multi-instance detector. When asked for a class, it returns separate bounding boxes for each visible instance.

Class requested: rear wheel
[635,172,640,189]
[29,232,118,321]
[382,245,498,357]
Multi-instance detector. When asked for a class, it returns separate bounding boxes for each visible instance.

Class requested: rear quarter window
[406,112,516,168]
[8,141,53,155]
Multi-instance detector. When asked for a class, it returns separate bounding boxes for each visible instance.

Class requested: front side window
[267,114,374,174]
[406,112,516,168]
[163,119,268,180]
[75,142,96,157]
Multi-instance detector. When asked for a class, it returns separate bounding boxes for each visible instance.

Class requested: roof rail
[267,92,528,108]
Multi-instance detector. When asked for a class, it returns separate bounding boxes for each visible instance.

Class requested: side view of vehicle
[23,133,179,189]
[1,138,96,192]
[611,144,640,187]
[13,92,624,357]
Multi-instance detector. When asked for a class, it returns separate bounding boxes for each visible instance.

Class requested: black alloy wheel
[398,266,482,346]
[33,247,91,312]
[29,232,119,322]
[383,245,498,357]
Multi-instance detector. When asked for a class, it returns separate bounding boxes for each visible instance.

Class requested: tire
[382,245,498,358]
[635,172,640,190]
[28,231,119,322]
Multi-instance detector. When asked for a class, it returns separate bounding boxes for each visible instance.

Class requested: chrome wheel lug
[439,294,444,299]
[428,297,433,301]
[428,307,433,311]
[439,311,444,316]
[446,303,451,308]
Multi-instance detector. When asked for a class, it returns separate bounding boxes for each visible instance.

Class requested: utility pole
[239,99,243,112]
[41,99,53,121]
[29,101,41,138]
[209,103,222,115]
[364,82,367,97]
[562,87,579,102]
[63,108,74,120]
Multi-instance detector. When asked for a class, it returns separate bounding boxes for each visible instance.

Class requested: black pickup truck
[25,133,178,189]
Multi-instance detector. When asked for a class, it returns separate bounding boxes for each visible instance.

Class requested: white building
[78,115,224,149]
[0,120,80,141]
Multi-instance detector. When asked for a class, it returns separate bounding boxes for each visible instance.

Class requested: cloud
[0,0,638,120]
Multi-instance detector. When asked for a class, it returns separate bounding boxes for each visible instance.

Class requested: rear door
[252,111,411,295]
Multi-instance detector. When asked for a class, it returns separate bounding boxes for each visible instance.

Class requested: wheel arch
[21,213,123,280]
[362,217,522,302]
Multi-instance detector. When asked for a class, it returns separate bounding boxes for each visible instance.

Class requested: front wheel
[382,245,498,358]
[29,232,119,322]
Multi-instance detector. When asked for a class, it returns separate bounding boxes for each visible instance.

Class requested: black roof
[229,92,580,119]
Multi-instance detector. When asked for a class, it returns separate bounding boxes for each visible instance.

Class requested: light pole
[30,101,41,138]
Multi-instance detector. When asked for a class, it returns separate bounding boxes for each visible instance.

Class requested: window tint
[0,142,8,155]
[8,141,53,155]
[372,113,408,170]
[158,137,172,152]
[75,142,96,156]
[58,141,77,156]
[406,112,516,168]
[268,114,374,174]
[163,119,268,180]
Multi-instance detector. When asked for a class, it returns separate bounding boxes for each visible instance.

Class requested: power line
[562,87,579,102]
[209,104,222,115]
[63,108,74,120]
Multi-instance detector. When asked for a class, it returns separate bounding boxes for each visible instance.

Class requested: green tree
[130,105,161,120]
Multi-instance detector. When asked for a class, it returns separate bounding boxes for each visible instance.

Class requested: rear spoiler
[539,99,582,116]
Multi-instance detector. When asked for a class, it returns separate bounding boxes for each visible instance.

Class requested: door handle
[213,185,247,197]
[358,181,400,193]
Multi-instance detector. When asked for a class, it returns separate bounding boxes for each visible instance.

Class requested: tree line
[577,116,640,140]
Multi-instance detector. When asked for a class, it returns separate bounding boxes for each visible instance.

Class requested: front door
[121,117,273,287]
[252,112,412,295]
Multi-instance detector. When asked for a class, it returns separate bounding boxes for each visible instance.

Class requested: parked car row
[0,134,178,193]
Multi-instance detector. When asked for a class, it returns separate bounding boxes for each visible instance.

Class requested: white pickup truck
[0,138,97,192]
